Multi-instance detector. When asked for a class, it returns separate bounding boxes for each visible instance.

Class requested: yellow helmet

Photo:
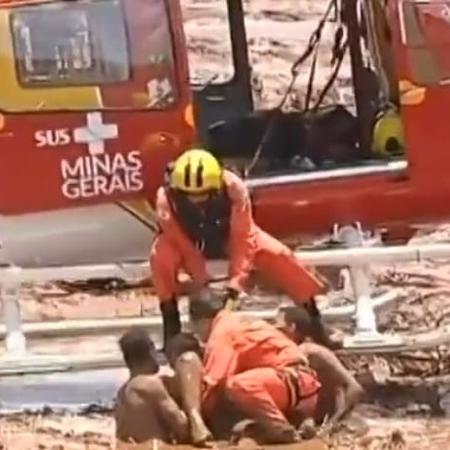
[170,149,222,193]
[372,107,405,157]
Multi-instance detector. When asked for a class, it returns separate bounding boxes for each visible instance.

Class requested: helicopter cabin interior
[191,0,411,183]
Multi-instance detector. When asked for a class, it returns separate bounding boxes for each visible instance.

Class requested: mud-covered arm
[155,187,210,285]
[298,342,364,424]
[225,172,257,292]
[146,378,189,443]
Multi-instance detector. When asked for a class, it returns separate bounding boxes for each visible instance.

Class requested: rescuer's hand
[223,287,241,311]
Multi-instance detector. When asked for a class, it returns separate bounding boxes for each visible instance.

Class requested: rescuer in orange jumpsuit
[188,288,322,444]
[150,148,329,350]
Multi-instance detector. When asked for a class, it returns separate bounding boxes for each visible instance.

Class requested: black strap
[281,365,321,412]
[304,45,320,112]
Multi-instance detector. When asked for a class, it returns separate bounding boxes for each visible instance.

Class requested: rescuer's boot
[160,298,182,353]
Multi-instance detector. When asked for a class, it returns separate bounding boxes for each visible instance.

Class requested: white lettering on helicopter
[35,129,71,147]
[60,151,144,200]
[58,112,144,200]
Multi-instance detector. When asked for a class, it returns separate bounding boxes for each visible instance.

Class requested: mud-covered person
[165,332,245,443]
[114,327,189,445]
[275,307,364,427]
[164,332,213,445]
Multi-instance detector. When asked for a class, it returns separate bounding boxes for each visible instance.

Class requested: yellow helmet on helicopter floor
[372,105,405,157]
[170,148,223,194]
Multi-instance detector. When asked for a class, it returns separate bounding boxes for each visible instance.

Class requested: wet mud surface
[1,410,450,449]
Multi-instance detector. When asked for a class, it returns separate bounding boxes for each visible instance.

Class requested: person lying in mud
[114,327,189,445]
[275,306,364,426]
[185,287,323,445]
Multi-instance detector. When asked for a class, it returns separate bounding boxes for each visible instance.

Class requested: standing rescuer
[151,148,331,350]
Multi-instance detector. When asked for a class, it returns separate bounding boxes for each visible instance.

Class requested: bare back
[114,374,188,444]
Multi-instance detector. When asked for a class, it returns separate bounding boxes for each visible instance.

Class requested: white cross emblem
[73,112,118,156]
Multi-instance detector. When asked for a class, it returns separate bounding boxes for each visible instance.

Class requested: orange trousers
[150,229,325,303]
[224,367,319,426]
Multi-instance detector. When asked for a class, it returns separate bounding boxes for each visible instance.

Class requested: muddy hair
[189,286,224,320]
[280,306,316,337]
[119,327,157,368]
[165,332,202,361]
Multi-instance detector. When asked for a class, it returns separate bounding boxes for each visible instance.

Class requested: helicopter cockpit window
[11,0,129,87]
[1,0,177,111]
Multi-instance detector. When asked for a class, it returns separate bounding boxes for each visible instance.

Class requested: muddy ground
[1,406,450,449]
[1,0,450,448]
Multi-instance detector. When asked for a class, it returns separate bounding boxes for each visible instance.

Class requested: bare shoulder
[127,374,167,397]
[298,341,328,357]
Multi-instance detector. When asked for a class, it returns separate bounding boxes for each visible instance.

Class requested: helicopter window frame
[10,0,132,89]
[10,0,131,88]
[0,0,180,112]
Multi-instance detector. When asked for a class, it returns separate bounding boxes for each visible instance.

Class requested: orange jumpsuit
[201,311,321,427]
[150,169,325,303]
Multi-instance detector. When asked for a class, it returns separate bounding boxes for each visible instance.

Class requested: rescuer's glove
[222,287,241,311]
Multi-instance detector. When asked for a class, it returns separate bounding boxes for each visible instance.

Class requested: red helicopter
[0,0,446,268]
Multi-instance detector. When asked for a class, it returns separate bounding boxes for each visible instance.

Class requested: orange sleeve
[224,171,257,292]
[155,187,210,284]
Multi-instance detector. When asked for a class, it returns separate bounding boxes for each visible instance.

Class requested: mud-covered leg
[173,351,212,446]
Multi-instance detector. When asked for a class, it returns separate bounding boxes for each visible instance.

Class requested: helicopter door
[184,0,254,143]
